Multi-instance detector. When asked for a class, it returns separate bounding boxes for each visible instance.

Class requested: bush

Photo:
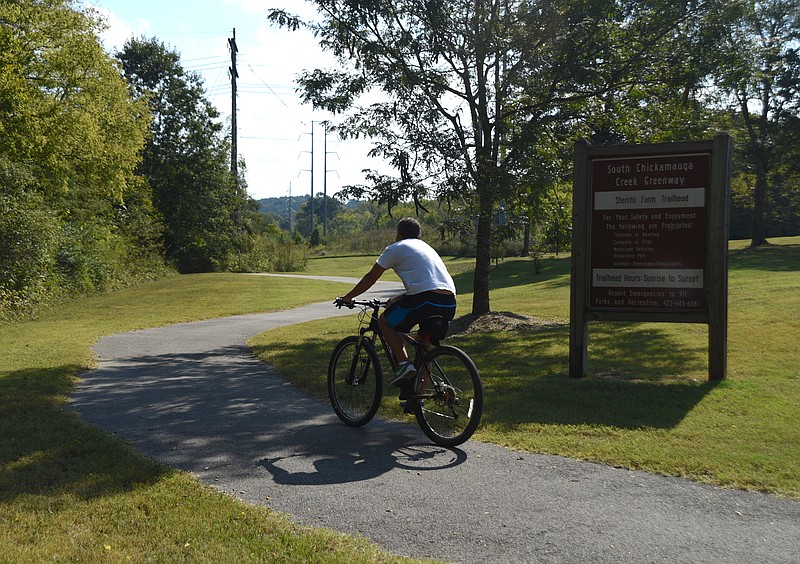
[230,233,309,273]
[0,192,59,318]
[1,200,174,320]
[271,238,309,272]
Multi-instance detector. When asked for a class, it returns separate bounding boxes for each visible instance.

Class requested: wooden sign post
[569,133,732,380]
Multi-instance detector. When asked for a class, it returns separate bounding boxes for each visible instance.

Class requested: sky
[86,0,388,200]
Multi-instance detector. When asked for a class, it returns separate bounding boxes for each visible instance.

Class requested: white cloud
[90,5,150,51]
[224,0,319,18]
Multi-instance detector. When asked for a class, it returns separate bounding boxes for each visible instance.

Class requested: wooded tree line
[2,0,798,319]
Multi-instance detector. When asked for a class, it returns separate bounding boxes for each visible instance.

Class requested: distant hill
[255,196,305,217]
[255,196,361,216]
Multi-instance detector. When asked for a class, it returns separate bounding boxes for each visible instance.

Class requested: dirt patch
[448,311,566,335]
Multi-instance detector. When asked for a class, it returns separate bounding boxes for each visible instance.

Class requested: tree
[1,0,155,315]
[716,0,800,246]
[269,0,729,315]
[294,193,345,238]
[116,37,254,272]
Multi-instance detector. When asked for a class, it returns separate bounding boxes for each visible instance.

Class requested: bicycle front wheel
[413,345,483,447]
[328,336,383,427]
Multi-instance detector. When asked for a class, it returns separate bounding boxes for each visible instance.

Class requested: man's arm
[342,263,386,302]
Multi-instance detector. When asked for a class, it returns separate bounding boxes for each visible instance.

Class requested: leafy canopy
[269,0,732,314]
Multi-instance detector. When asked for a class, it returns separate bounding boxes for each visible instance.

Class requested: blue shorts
[383,291,456,333]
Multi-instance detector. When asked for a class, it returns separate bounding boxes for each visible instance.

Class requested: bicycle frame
[353,300,430,376]
[346,300,447,412]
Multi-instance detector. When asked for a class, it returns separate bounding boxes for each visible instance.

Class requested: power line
[183,55,227,63]
[185,61,228,72]
[245,62,291,109]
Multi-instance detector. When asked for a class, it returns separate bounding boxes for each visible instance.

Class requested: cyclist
[339,217,457,391]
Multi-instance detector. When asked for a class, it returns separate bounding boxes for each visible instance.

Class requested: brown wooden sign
[570,135,732,380]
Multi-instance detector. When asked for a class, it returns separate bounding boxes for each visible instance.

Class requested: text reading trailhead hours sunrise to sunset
[590,153,710,311]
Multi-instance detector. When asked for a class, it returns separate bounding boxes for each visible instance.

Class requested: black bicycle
[328,298,483,447]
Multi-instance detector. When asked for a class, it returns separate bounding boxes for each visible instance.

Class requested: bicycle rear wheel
[412,345,483,447]
[328,336,383,427]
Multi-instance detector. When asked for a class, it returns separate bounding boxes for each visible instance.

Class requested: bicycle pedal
[399,400,416,414]
[397,381,413,401]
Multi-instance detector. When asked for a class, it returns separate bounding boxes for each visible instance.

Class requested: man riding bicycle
[339,217,457,392]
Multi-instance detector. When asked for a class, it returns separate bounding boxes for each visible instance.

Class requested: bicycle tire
[412,345,483,447]
[327,336,383,427]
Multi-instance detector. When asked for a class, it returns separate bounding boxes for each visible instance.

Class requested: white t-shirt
[376,238,456,296]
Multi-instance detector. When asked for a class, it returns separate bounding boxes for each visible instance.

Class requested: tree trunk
[745,82,770,248]
[521,220,531,257]
[750,164,769,247]
[471,194,493,315]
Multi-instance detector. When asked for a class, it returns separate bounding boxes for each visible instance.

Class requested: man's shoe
[389,361,417,386]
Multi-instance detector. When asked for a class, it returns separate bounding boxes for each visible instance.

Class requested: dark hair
[396,217,421,239]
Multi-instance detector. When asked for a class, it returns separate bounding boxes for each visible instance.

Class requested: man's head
[396,217,421,240]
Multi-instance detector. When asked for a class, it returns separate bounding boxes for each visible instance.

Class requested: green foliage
[271,239,309,272]
[3,0,798,321]
[0,0,167,319]
[116,37,258,274]
[230,231,309,273]
[269,0,735,314]
[0,189,59,314]
[255,195,305,232]
[713,0,800,246]
[309,226,323,247]
[293,194,345,238]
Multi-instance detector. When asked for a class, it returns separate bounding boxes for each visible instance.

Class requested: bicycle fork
[347,330,372,386]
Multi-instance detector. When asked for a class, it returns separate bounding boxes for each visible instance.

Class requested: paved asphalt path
[69,276,800,563]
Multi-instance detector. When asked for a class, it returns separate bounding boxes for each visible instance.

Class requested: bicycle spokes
[328,336,382,427]
[413,346,483,447]
[329,299,482,446]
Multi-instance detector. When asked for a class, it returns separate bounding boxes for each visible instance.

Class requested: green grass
[0,274,424,562]
[251,237,800,498]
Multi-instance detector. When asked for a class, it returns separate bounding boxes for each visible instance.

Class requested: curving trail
[70,277,800,563]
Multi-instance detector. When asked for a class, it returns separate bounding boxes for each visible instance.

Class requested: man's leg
[381,316,415,411]
[378,314,408,363]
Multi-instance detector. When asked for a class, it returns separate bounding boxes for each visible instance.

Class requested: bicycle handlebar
[333,297,386,310]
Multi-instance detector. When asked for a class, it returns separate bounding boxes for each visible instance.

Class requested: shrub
[0,191,59,318]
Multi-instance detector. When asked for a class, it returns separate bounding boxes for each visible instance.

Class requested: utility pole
[299,124,315,238]
[228,29,238,181]
[310,122,315,236]
[323,124,328,237]
[288,182,293,233]
[322,122,339,238]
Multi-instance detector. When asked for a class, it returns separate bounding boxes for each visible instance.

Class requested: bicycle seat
[418,315,449,346]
